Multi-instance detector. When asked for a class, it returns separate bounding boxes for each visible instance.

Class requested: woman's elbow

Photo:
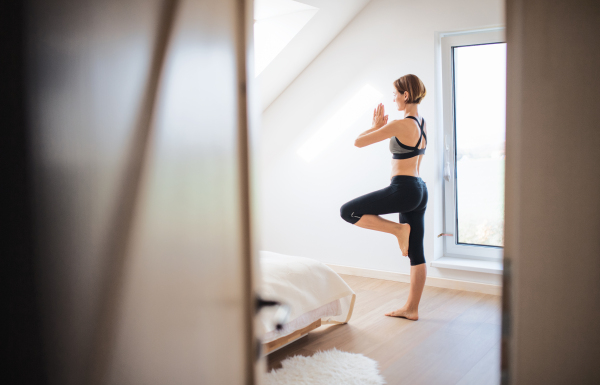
[354,139,363,148]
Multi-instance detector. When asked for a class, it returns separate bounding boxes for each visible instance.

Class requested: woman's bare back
[390,117,428,179]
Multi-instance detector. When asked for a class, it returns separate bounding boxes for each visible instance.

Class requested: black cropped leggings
[340,175,428,266]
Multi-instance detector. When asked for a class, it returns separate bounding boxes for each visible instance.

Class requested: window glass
[453,43,506,247]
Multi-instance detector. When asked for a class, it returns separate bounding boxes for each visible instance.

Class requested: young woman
[340,74,428,321]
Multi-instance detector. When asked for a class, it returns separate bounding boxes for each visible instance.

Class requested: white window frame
[441,27,505,262]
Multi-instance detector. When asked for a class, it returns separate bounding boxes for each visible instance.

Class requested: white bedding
[258,251,356,344]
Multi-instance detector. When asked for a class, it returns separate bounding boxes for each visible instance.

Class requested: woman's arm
[357,125,381,138]
[354,103,397,148]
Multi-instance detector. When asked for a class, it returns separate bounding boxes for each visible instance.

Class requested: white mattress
[258,251,356,344]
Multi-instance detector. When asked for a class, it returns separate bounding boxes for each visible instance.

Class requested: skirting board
[327,264,501,296]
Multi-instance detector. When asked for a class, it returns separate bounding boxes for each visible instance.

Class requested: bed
[257,250,356,355]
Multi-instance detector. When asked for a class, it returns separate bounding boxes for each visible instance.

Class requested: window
[441,28,506,261]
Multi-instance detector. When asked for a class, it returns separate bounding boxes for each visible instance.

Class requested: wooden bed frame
[262,319,322,355]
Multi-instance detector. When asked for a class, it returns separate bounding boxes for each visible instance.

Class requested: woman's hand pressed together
[372,102,389,129]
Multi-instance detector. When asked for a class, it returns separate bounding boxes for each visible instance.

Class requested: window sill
[430,257,503,275]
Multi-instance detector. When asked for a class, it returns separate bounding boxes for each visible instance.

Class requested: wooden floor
[266,274,501,385]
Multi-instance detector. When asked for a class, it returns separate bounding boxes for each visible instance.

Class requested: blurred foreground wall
[5,0,259,384]
[503,0,600,383]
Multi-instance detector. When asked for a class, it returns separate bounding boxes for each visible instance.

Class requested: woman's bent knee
[340,202,362,224]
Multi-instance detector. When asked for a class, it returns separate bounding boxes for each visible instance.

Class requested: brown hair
[393,74,427,104]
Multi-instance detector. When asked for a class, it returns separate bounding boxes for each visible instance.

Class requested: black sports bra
[389,116,427,159]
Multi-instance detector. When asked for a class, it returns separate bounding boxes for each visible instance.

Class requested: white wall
[258,0,504,286]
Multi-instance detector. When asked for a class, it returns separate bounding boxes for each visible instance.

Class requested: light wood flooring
[266,274,501,385]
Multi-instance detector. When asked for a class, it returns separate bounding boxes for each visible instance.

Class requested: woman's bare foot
[395,223,411,256]
[384,307,419,320]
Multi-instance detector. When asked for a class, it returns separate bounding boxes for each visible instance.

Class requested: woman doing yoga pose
[340,74,428,321]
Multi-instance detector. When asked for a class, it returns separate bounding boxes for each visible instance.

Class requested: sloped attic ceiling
[254,0,319,77]
[254,0,372,111]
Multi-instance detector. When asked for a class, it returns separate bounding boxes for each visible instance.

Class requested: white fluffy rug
[264,348,386,385]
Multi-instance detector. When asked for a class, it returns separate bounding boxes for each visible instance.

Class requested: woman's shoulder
[392,117,426,138]
[387,118,407,131]
[390,117,419,128]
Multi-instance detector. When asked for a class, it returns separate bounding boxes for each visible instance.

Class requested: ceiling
[254,0,372,111]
